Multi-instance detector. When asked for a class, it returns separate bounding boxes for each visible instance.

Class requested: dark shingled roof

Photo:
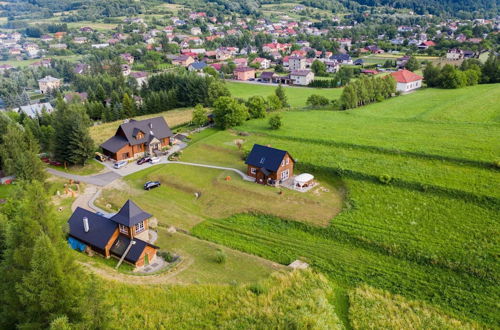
[100,117,173,152]
[100,135,128,153]
[68,207,117,250]
[110,200,152,227]
[110,235,159,263]
[245,144,292,172]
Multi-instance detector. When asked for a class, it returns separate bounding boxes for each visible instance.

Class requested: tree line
[0,115,107,329]
[424,54,500,89]
[340,75,397,109]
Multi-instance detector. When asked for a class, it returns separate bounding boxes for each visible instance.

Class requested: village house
[252,57,271,69]
[246,144,295,185]
[100,117,173,161]
[120,53,135,65]
[188,61,207,72]
[130,71,149,87]
[190,27,202,36]
[290,69,314,86]
[234,66,255,81]
[446,48,464,60]
[38,76,61,94]
[16,102,54,118]
[73,37,88,44]
[288,56,306,71]
[233,58,248,67]
[67,200,159,268]
[172,55,195,67]
[390,69,423,93]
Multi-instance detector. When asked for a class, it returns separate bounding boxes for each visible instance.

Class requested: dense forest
[2,0,497,19]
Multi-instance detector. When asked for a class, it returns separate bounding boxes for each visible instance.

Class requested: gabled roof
[110,200,152,227]
[390,69,423,83]
[68,207,117,250]
[290,69,312,77]
[100,135,128,153]
[101,117,173,151]
[245,144,293,172]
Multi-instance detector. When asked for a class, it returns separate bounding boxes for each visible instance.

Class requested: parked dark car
[137,156,151,165]
[144,181,161,190]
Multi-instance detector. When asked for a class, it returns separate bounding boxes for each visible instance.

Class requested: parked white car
[149,157,161,164]
[113,160,128,169]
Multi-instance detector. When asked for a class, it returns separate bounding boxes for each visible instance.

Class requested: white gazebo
[293,173,315,192]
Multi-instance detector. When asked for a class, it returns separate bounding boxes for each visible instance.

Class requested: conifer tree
[275,84,289,107]
[122,93,136,118]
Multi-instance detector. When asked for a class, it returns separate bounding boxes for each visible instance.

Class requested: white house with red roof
[390,69,423,93]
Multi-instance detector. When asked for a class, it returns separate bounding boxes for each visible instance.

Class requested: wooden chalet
[100,117,173,161]
[245,144,295,185]
[67,200,158,268]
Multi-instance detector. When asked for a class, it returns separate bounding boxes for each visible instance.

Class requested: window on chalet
[135,221,145,233]
[136,132,144,139]
[286,158,289,165]
[119,224,128,234]
[281,160,285,166]
[251,168,256,174]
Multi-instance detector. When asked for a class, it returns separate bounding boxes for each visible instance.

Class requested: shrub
[215,249,227,264]
[158,250,175,262]
[248,282,267,295]
[269,114,282,130]
[378,174,392,184]
[493,160,500,168]
[306,94,330,108]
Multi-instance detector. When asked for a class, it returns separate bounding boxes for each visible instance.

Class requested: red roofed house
[390,69,423,93]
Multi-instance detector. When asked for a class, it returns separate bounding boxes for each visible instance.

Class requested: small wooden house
[245,144,295,185]
[67,200,158,268]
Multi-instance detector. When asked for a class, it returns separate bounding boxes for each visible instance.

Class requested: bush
[378,174,392,184]
[269,114,282,130]
[248,282,267,295]
[158,250,175,262]
[215,249,227,264]
[493,160,500,169]
[306,94,330,108]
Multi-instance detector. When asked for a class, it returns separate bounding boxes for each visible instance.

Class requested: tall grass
[191,213,499,326]
[349,284,481,329]
[103,269,343,329]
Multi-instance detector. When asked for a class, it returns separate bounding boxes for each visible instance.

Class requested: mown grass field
[226,81,343,108]
[96,163,343,229]
[89,84,498,327]
[89,108,194,146]
[183,84,499,326]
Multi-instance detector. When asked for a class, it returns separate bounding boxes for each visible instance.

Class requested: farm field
[89,108,195,146]
[179,84,499,326]
[87,85,498,327]
[226,81,343,108]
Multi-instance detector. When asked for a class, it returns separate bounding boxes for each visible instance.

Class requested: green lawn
[226,81,343,108]
[0,55,81,68]
[47,159,105,176]
[83,84,499,327]
[95,163,343,229]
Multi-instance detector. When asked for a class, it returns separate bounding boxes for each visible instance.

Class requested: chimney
[83,217,89,232]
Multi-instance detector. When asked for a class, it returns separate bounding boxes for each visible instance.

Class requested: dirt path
[71,184,99,212]
[78,255,194,285]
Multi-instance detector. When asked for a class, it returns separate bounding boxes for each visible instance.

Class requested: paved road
[46,168,121,186]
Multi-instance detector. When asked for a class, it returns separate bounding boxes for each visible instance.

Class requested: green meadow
[92,84,499,327]
[226,81,343,108]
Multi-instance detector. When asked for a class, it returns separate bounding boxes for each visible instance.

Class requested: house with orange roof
[390,69,423,93]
